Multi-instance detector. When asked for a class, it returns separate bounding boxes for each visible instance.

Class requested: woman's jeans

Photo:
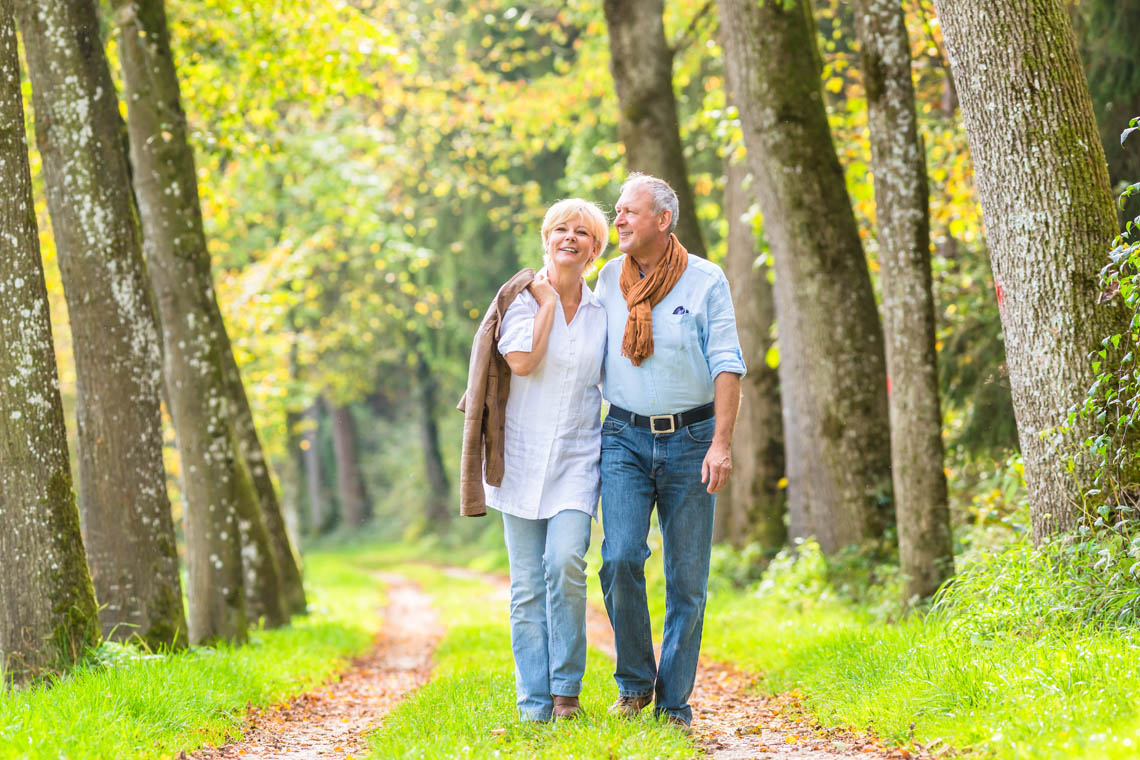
[598,415,716,725]
[502,509,592,721]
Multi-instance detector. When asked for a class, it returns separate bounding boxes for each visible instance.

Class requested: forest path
[188,572,441,760]
[453,567,931,760]
[189,567,932,760]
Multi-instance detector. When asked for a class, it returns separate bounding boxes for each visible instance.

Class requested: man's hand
[701,439,733,494]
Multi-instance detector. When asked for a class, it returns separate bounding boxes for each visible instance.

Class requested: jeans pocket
[602,417,628,436]
[683,417,715,444]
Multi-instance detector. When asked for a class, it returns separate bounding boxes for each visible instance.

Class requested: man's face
[614,187,668,257]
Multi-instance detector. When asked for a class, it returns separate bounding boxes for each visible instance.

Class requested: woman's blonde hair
[540,198,609,265]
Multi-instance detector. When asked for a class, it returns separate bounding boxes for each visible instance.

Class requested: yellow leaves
[825,77,844,94]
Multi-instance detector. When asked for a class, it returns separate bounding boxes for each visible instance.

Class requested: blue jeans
[502,509,592,721]
[599,415,716,725]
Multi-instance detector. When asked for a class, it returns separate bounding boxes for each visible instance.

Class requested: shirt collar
[580,278,602,309]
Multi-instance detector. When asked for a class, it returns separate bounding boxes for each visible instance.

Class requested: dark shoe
[608,694,652,717]
[661,713,691,735]
[552,695,581,719]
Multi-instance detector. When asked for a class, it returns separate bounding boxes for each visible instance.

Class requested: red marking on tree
[886,374,892,394]
[995,282,1004,308]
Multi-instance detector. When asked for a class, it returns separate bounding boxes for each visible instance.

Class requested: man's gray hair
[621,173,679,233]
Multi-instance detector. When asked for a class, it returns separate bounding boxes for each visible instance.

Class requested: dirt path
[188,572,442,760]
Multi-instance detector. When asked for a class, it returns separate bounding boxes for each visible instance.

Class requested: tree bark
[218,333,307,613]
[602,0,706,256]
[934,0,1127,540]
[113,0,297,627]
[415,354,451,530]
[15,0,189,647]
[852,0,954,598]
[717,156,786,552]
[717,0,894,552]
[0,4,99,680]
[330,404,369,528]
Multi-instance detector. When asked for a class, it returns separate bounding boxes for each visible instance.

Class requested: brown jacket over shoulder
[457,268,535,516]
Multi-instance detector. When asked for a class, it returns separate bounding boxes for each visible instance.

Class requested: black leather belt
[607,402,715,435]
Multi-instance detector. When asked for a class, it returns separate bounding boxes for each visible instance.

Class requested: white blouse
[484,280,606,520]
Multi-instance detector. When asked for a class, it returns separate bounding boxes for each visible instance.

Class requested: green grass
[0,551,383,760]
[359,560,695,760]
[696,540,1140,759]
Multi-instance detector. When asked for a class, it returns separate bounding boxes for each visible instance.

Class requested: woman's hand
[528,270,558,307]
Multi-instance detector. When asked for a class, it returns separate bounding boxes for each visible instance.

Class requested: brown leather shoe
[552,695,581,719]
[608,694,652,717]
[662,713,692,735]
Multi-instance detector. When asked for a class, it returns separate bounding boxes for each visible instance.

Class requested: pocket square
[672,306,689,315]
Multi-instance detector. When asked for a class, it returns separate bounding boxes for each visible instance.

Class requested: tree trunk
[602,0,706,256]
[302,400,328,534]
[0,5,99,680]
[717,0,894,552]
[330,404,369,528]
[934,0,1127,540]
[230,449,287,626]
[718,155,786,552]
[852,0,954,599]
[415,354,451,530]
[218,333,307,613]
[15,0,189,647]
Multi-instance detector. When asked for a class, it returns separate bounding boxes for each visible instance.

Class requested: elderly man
[595,173,746,730]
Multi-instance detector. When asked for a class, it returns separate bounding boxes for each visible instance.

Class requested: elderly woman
[484,198,609,721]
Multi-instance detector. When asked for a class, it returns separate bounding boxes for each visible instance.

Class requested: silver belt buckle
[649,414,676,434]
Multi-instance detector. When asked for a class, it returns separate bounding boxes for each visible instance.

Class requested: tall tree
[934,0,1126,540]
[716,155,785,551]
[301,400,329,534]
[852,0,953,598]
[15,0,190,646]
[330,404,369,528]
[112,0,306,619]
[0,2,99,680]
[602,0,706,256]
[414,351,451,530]
[717,0,893,551]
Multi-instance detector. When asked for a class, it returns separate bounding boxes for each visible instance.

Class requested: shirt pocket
[655,312,700,351]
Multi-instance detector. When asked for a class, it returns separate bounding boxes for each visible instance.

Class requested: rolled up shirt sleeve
[497,291,537,355]
[703,275,747,379]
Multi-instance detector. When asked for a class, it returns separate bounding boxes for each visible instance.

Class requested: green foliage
[0,552,381,759]
[1075,117,1140,526]
[699,536,1140,757]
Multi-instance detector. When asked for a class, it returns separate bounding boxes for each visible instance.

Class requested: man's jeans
[599,415,716,725]
[502,509,592,721]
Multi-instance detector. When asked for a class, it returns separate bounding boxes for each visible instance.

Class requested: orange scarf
[619,234,688,366]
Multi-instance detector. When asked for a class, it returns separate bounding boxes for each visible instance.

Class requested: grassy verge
[695,540,1140,759]
[0,551,383,760]
[354,557,694,760]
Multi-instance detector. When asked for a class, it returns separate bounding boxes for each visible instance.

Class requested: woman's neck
[548,264,583,304]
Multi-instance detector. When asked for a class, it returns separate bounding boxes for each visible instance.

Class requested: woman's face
[545,215,598,272]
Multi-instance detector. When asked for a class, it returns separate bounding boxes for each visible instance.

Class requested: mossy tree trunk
[934,0,1128,540]
[852,0,954,598]
[14,0,188,647]
[602,0,706,256]
[0,2,99,680]
[716,155,786,552]
[717,0,893,552]
[112,0,291,631]
[330,404,369,528]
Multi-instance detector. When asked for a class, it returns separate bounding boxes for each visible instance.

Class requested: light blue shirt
[595,254,747,416]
